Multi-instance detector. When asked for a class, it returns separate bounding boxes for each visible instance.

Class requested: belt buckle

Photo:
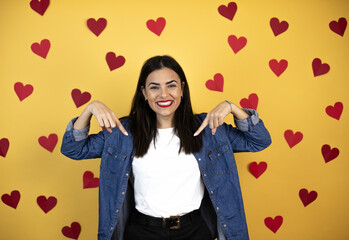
[163,215,180,229]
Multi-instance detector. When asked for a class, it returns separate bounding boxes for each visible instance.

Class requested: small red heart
[269,59,288,77]
[299,189,318,207]
[218,2,237,21]
[0,138,10,158]
[326,102,343,120]
[30,0,50,16]
[321,144,339,163]
[71,89,91,108]
[205,73,224,92]
[1,190,20,209]
[270,18,289,36]
[240,93,258,110]
[31,39,50,59]
[146,17,166,36]
[37,195,57,213]
[38,134,58,152]
[249,162,267,179]
[87,18,107,37]
[62,222,81,240]
[329,17,347,37]
[106,52,126,71]
[83,171,99,189]
[284,130,303,148]
[228,35,247,54]
[14,82,34,101]
[265,216,283,233]
[312,58,330,77]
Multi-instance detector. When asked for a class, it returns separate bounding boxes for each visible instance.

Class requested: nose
[160,87,169,98]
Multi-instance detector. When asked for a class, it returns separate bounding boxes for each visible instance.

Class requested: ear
[141,86,147,100]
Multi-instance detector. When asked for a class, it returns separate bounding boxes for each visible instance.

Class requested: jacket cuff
[66,117,90,141]
[234,109,260,132]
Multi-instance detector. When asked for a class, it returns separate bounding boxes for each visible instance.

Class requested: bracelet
[225,100,232,113]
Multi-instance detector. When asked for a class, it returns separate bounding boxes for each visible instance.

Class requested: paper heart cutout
[38,134,58,152]
[30,0,50,16]
[326,102,343,120]
[87,18,107,37]
[312,58,330,77]
[218,2,237,21]
[14,82,34,101]
[71,89,91,108]
[228,35,247,54]
[240,93,258,110]
[205,73,224,92]
[106,52,126,71]
[249,162,267,179]
[1,190,20,209]
[299,188,318,207]
[284,130,303,148]
[62,222,81,240]
[269,59,288,77]
[264,216,283,233]
[270,18,289,36]
[329,17,347,37]
[83,171,99,189]
[146,17,166,36]
[37,195,57,213]
[31,39,50,59]
[321,144,339,163]
[0,138,10,158]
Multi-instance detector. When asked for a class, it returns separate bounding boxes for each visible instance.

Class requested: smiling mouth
[156,100,173,108]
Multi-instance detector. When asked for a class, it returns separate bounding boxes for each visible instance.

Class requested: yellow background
[0,0,348,239]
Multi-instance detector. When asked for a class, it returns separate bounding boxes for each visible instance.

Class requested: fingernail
[124,131,129,136]
[193,133,197,137]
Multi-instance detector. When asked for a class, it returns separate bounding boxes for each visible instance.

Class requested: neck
[156,116,174,129]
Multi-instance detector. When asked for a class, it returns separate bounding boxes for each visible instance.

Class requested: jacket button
[224,224,227,228]
[210,191,213,194]
[122,192,125,195]
[203,173,207,177]
[116,209,119,213]
[217,153,220,156]
[216,207,219,210]
[126,173,129,176]
[198,158,201,161]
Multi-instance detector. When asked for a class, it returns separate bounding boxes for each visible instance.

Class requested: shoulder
[195,113,207,123]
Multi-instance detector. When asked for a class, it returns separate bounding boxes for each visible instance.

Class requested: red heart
[38,134,58,152]
[312,58,330,77]
[87,18,107,37]
[205,73,224,92]
[14,82,34,101]
[71,89,91,108]
[228,35,247,54]
[270,18,289,36]
[329,17,347,37]
[37,195,57,213]
[240,93,258,110]
[299,188,318,207]
[218,2,237,21]
[265,216,283,233]
[83,171,99,189]
[1,190,20,209]
[30,0,50,16]
[321,144,339,163]
[62,222,81,240]
[106,52,126,71]
[249,162,267,179]
[269,59,288,77]
[284,130,303,148]
[31,39,50,59]
[0,138,10,158]
[146,17,166,36]
[326,102,343,120]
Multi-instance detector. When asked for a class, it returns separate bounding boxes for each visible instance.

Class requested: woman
[61,55,271,240]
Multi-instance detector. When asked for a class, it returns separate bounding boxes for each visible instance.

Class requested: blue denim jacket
[61,109,271,240]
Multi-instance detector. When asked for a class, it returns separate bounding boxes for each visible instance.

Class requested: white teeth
[157,101,172,106]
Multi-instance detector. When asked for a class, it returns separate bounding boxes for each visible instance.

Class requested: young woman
[61,55,271,240]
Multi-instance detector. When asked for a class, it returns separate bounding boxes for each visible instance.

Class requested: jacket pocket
[208,142,236,175]
[100,144,127,179]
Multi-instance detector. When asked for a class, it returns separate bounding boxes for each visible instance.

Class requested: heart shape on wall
[0,138,10,158]
[106,52,126,71]
[38,134,58,152]
[249,162,267,179]
[83,171,99,189]
[37,195,57,213]
[284,130,303,148]
[269,59,288,77]
[325,102,343,120]
[264,216,283,233]
[1,190,20,209]
[146,17,166,36]
[14,82,34,101]
[71,89,91,108]
[329,17,347,36]
[30,0,50,16]
[87,18,107,37]
[321,144,339,163]
[31,39,50,59]
[299,188,318,207]
[62,222,81,240]
[228,35,247,54]
[240,93,258,110]
[205,73,224,92]
[312,58,330,77]
[218,2,237,21]
[270,18,289,36]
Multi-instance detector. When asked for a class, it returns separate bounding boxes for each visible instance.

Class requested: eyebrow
[148,80,178,86]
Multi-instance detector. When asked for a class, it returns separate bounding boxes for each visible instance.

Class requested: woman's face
[141,67,184,127]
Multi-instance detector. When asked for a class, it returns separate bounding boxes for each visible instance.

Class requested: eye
[149,86,159,90]
[168,84,177,88]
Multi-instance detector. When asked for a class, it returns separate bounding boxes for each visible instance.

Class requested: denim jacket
[61,109,271,240]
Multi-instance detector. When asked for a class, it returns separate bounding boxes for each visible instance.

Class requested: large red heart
[0,138,10,158]
[83,171,99,189]
[218,2,237,21]
[264,216,283,233]
[71,89,91,108]
[37,195,57,213]
[240,93,258,110]
[14,82,34,101]
[284,130,303,148]
[228,35,247,54]
[326,102,343,120]
[38,134,58,152]
[30,0,50,16]
[146,17,166,36]
[269,59,288,77]
[249,162,267,179]
[87,18,107,37]
[62,222,81,240]
[312,58,330,77]
[299,188,318,207]
[1,190,20,209]
[205,73,224,92]
[31,39,50,59]
[321,144,339,163]
[270,18,289,36]
[329,17,347,37]
[106,52,126,71]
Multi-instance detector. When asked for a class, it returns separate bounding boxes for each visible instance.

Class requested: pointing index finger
[194,116,209,136]
[115,118,128,136]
